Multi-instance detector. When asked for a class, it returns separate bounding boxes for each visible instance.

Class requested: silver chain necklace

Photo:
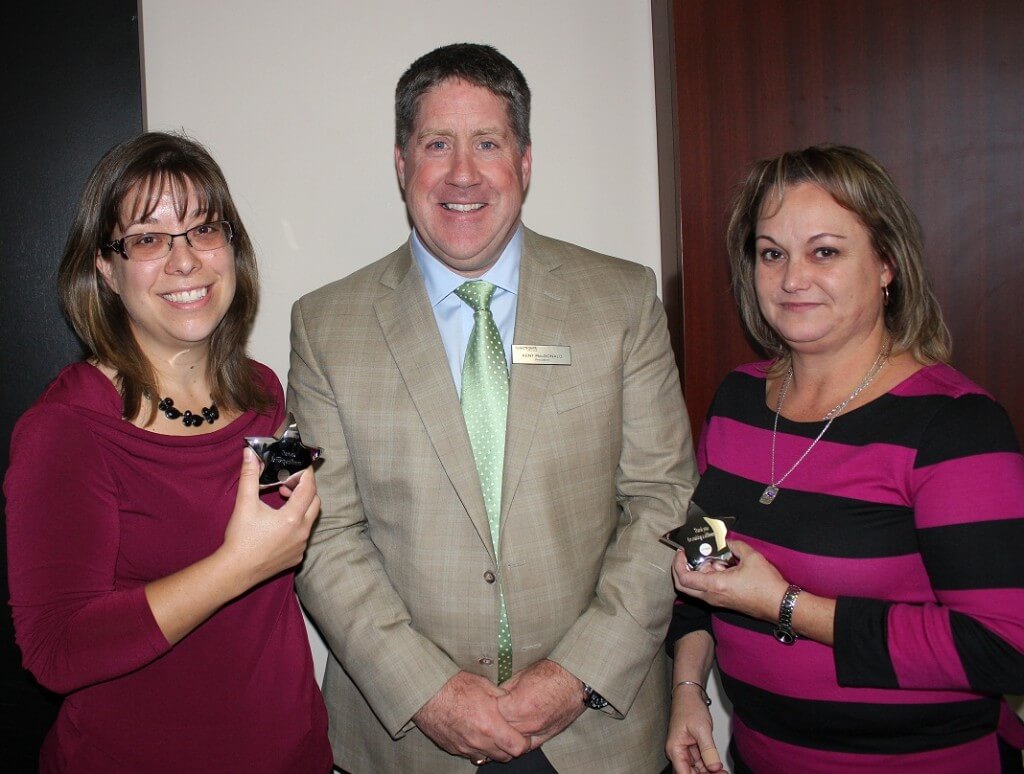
[759,340,890,505]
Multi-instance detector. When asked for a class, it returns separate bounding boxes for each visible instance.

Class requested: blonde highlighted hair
[726,144,951,365]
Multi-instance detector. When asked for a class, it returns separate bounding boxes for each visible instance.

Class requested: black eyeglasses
[106,220,234,261]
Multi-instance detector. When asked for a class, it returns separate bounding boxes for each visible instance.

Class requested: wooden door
[654,0,1024,444]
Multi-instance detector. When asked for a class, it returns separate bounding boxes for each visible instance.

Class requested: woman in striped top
[666,145,1024,773]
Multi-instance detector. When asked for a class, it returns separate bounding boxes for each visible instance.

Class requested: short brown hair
[58,131,270,424]
[726,144,951,364]
[395,43,531,154]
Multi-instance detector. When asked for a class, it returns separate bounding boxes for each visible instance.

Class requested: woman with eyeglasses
[4,132,332,772]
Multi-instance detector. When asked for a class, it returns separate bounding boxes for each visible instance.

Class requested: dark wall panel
[1,2,143,767]
[659,0,1024,444]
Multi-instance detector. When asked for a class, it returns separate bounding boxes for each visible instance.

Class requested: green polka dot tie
[453,280,512,682]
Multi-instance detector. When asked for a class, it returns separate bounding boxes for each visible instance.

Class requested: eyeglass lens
[122,221,232,261]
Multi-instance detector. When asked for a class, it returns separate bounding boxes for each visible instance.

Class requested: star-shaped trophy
[660,500,737,570]
[244,414,323,490]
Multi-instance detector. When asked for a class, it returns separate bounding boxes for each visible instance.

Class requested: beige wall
[140,0,735,759]
[140,0,664,379]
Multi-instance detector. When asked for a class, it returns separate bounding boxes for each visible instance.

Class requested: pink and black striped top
[670,361,1024,772]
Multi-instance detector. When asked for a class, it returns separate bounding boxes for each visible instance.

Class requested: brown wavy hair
[727,144,951,367]
[58,131,271,425]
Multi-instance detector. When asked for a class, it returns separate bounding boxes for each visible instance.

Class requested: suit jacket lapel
[373,247,496,558]
[501,229,570,534]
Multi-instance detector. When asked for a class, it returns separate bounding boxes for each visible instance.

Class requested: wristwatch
[773,584,802,645]
[581,683,609,710]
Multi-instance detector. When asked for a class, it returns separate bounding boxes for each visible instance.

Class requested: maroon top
[5,361,331,773]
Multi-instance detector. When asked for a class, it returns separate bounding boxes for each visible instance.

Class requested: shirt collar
[411,226,523,307]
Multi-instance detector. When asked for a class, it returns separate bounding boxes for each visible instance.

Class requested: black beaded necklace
[158,397,219,428]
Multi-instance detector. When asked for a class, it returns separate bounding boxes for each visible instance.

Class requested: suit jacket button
[478,657,494,666]
[483,570,496,584]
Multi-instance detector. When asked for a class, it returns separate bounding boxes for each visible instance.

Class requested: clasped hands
[412,659,586,765]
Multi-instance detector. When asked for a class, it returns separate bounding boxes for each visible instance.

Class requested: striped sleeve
[666,416,714,655]
[835,394,1024,693]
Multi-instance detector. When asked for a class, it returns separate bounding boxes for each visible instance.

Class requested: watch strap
[581,683,609,710]
[773,584,802,645]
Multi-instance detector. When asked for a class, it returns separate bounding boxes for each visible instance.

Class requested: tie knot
[454,280,497,312]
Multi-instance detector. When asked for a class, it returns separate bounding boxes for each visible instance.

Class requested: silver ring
[472,756,489,766]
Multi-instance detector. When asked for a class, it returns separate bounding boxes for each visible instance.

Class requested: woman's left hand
[666,685,723,773]
[672,540,789,623]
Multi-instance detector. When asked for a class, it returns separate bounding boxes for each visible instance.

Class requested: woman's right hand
[221,448,321,589]
[666,683,725,774]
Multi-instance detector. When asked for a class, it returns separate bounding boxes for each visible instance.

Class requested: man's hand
[496,659,587,749]
[413,671,531,763]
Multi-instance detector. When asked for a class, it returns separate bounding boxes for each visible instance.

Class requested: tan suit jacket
[289,228,697,773]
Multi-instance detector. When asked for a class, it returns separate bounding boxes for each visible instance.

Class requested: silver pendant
[759,485,779,505]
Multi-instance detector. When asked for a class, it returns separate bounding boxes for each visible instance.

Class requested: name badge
[511,345,572,366]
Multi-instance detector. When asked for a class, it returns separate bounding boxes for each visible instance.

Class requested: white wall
[140,0,734,761]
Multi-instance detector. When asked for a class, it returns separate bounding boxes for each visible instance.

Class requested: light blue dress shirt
[411,226,522,397]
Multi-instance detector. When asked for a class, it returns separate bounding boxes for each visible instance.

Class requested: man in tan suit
[289,43,697,773]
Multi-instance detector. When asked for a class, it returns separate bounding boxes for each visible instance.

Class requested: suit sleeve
[834,394,1024,693]
[288,298,460,737]
[548,266,698,714]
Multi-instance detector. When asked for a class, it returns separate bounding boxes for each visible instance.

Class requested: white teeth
[443,203,485,212]
[162,287,208,303]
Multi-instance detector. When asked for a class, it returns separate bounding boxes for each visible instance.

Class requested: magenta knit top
[5,361,331,773]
